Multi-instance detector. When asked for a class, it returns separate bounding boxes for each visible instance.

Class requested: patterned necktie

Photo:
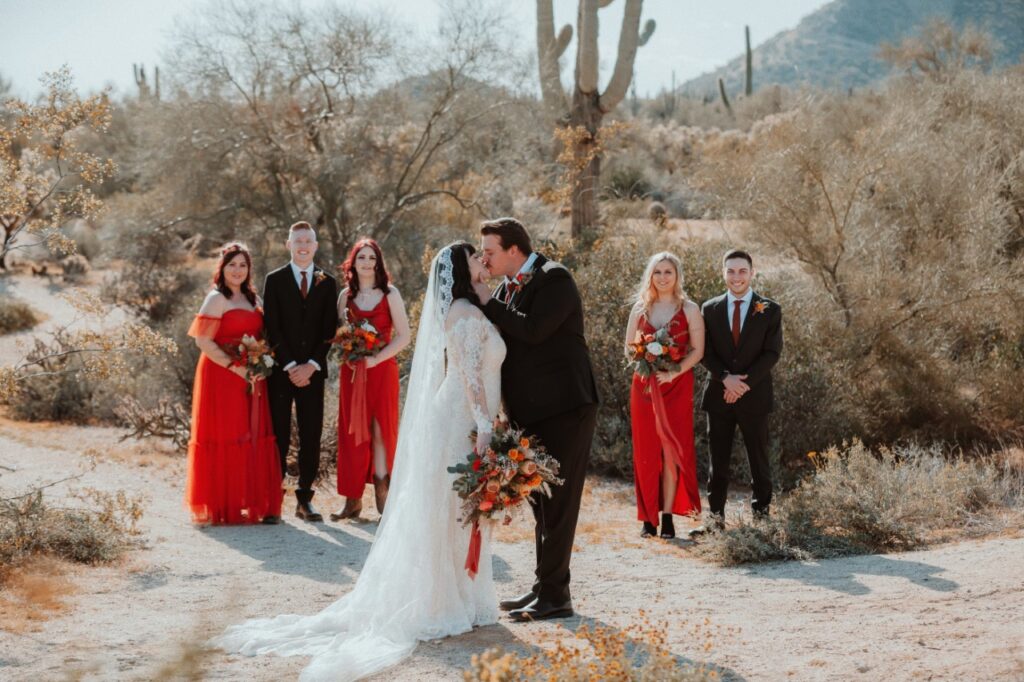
[732,300,742,346]
[300,270,308,299]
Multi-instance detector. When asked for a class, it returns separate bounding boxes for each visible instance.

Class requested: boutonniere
[753,301,769,315]
[313,270,327,286]
[506,271,534,296]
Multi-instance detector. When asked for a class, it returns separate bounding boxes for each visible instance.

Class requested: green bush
[0,298,40,334]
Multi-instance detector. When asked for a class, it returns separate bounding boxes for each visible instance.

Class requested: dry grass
[694,441,1024,566]
[0,483,145,584]
[464,615,721,681]
[0,556,76,632]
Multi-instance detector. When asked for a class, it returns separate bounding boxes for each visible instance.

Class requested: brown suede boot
[329,496,363,521]
[373,475,390,515]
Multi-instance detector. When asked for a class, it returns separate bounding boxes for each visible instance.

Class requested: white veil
[215,246,487,682]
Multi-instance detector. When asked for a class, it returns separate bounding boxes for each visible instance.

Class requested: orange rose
[508,449,523,462]
[478,500,493,511]
[519,437,530,449]
[529,474,543,486]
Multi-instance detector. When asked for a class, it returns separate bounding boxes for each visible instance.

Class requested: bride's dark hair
[446,241,483,309]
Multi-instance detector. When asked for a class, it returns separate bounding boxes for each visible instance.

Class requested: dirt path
[0,418,1022,681]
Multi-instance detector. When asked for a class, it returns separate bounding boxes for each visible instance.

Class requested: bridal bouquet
[448,420,562,578]
[627,324,685,379]
[328,312,380,365]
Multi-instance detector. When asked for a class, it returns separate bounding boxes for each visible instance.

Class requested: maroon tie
[300,271,308,299]
[732,300,742,346]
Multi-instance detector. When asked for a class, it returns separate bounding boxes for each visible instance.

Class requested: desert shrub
[4,330,118,423]
[60,254,91,281]
[115,396,191,451]
[464,619,718,681]
[606,165,653,200]
[0,298,39,334]
[0,487,145,581]
[695,441,1023,565]
[695,56,1024,449]
[647,201,668,228]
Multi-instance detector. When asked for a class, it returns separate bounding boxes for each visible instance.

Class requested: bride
[215,241,505,681]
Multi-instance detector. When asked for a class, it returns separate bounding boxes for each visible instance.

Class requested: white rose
[645,341,664,356]
[262,355,274,368]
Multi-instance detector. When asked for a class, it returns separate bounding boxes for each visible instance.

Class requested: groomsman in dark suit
[692,250,782,535]
[472,217,599,622]
[263,221,339,522]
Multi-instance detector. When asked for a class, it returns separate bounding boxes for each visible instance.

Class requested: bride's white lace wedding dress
[215,248,505,681]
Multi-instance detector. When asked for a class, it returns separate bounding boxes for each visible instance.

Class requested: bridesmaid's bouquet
[627,324,685,379]
[221,334,276,391]
[328,312,380,365]
[448,420,562,578]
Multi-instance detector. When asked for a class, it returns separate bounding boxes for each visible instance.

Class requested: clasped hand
[287,362,317,387]
[723,373,750,404]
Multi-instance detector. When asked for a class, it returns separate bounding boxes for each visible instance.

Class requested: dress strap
[188,314,222,339]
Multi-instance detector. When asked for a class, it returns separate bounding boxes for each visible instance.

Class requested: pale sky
[0,0,830,99]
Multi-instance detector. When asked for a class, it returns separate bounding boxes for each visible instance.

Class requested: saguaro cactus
[536,0,656,238]
[745,25,753,96]
[133,63,160,101]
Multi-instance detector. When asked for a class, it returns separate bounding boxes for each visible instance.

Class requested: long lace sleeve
[445,303,495,436]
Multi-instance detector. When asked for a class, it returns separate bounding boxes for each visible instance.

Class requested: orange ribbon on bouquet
[465,520,482,579]
[349,361,370,445]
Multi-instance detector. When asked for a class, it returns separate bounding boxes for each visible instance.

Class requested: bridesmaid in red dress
[186,242,283,525]
[625,251,705,539]
[331,238,411,521]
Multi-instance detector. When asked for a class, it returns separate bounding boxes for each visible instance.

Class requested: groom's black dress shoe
[295,501,323,522]
[499,591,538,612]
[509,599,574,623]
[261,515,282,525]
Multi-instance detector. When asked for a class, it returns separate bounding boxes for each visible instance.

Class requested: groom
[473,217,599,622]
[263,221,339,522]
[692,249,782,535]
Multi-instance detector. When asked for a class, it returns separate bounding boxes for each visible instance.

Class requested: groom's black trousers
[524,403,598,604]
[706,408,772,516]
[268,372,325,502]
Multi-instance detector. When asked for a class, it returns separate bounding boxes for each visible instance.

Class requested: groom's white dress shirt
[726,288,754,332]
[505,252,538,284]
[282,261,321,373]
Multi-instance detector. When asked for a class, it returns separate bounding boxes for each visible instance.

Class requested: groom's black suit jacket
[262,264,339,376]
[700,291,783,415]
[483,254,599,427]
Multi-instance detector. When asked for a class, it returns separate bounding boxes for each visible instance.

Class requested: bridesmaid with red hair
[186,242,283,525]
[625,252,705,538]
[331,238,411,520]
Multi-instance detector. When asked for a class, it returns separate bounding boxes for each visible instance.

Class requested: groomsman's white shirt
[282,261,321,372]
[726,289,754,332]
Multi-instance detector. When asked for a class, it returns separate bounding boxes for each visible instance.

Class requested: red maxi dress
[185,309,282,525]
[629,307,701,524]
[337,296,400,498]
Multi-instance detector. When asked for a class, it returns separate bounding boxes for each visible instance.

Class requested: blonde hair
[633,251,684,314]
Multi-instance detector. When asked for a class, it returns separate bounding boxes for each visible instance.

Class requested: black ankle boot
[641,521,657,538]
[659,513,675,539]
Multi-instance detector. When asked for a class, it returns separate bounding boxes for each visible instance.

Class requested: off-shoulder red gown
[629,307,701,524]
[337,296,399,497]
[186,309,282,524]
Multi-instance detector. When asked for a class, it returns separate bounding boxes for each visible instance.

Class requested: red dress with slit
[629,307,701,524]
[337,295,400,498]
[185,309,282,525]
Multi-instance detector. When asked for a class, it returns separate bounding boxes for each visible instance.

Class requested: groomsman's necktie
[300,271,308,299]
[732,300,742,346]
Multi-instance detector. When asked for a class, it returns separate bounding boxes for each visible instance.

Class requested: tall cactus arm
[537,0,571,112]
[599,0,615,7]
[577,0,600,94]
[600,0,646,111]
[639,18,655,46]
